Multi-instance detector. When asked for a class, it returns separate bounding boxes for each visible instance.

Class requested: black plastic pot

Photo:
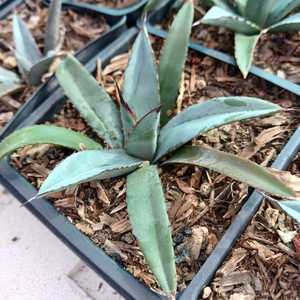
[1,25,300,300]
[0,1,127,139]
[0,0,22,19]
[148,0,300,97]
[43,0,148,24]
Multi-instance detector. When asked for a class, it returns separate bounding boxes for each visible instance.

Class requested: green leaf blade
[268,13,300,33]
[155,97,281,161]
[164,145,296,199]
[274,200,300,223]
[201,6,260,35]
[56,55,123,148]
[39,150,143,196]
[121,25,160,159]
[127,165,176,296]
[0,125,102,160]
[245,0,275,27]
[235,33,260,78]
[159,0,194,125]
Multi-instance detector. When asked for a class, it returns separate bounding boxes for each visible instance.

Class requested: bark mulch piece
[160,1,300,84]
[10,37,300,294]
[79,0,138,8]
[0,0,110,130]
[200,200,300,300]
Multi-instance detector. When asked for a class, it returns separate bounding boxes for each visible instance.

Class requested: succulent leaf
[235,33,260,78]
[125,108,160,161]
[155,97,281,161]
[44,0,62,55]
[0,125,102,160]
[56,55,123,149]
[126,165,176,296]
[144,0,169,13]
[245,0,275,27]
[266,0,300,25]
[13,15,42,77]
[39,150,143,196]
[268,13,300,33]
[273,200,300,223]
[164,145,296,199]
[121,25,160,155]
[0,67,22,98]
[235,0,248,16]
[201,6,260,35]
[159,0,194,125]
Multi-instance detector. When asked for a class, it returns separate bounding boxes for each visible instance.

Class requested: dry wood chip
[110,218,131,234]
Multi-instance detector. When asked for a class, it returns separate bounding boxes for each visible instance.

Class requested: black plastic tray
[1,24,300,299]
[43,0,148,24]
[0,1,127,139]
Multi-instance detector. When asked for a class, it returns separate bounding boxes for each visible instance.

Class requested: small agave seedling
[0,1,299,297]
[0,0,62,98]
[199,0,300,77]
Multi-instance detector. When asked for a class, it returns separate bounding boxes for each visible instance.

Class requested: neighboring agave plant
[0,1,299,297]
[199,0,300,77]
[0,0,62,98]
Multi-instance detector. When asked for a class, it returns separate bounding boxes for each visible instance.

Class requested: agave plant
[0,0,62,98]
[199,0,300,77]
[0,1,299,297]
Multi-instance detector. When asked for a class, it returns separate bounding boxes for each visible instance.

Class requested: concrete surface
[0,186,123,300]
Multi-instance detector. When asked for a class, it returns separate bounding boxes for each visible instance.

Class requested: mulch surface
[0,0,109,130]
[161,1,300,83]
[10,35,300,296]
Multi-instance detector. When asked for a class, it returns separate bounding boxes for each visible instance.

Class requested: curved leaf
[0,67,22,98]
[235,0,248,16]
[268,13,300,33]
[274,200,300,223]
[121,25,160,156]
[159,0,194,125]
[127,165,176,296]
[266,0,300,25]
[154,97,281,161]
[0,125,102,160]
[44,0,62,54]
[201,6,260,35]
[0,67,21,83]
[245,0,275,27]
[56,55,123,148]
[144,0,169,13]
[39,150,143,196]
[125,109,160,161]
[13,15,41,75]
[235,33,260,78]
[164,145,296,199]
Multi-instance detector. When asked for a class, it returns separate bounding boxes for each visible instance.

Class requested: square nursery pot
[0,0,127,139]
[1,23,300,299]
[43,0,149,24]
[0,0,23,19]
[148,0,300,97]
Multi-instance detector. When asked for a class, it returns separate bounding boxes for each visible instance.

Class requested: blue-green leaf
[266,0,300,25]
[235,33,260,78]
[274,200,300,223]
[125,109,160,161]
[0,125,102,160]
[159,0,194,125]
[245,0,275,27]
[44,0,62,54]
[13,15,42,76]
[121,25,160,156]
[268,13,300,33]
[164,145,296,199]
[201,6,260,35]
[154,97,281,161]
[144,0,170,13]
[39,150,143,196]
[56,55,123,148]
[235,0,248,16]
[127,165,176,296]
[0,67,22,98]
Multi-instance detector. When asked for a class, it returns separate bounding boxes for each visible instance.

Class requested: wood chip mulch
[10,35,300,295]
[0,0,110,130]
